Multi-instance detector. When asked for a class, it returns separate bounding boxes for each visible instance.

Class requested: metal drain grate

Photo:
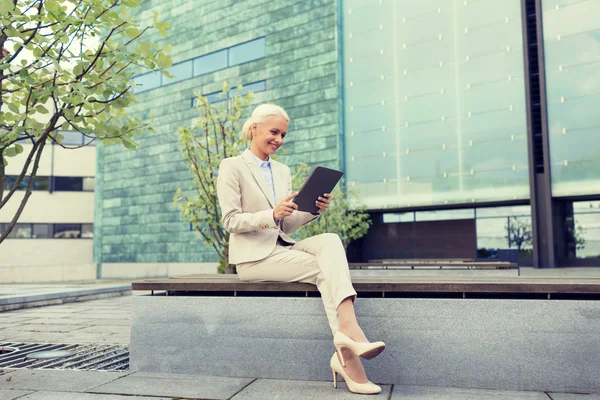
[0,342,129,371]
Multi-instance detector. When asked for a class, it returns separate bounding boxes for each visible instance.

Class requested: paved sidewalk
[0,369,599,399]
[0,295,132,344]
[0,284,131,312]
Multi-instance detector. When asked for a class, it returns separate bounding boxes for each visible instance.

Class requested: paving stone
[22,319,99,325]
[0,369,129,392]
[391,385,549,399]
[17,392,171,400]
[17,324,88,333]
[0,389,34,400]
[88,371,253,399]
[232,379,391,399]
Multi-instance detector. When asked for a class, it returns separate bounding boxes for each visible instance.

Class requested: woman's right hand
[273,192,299,222]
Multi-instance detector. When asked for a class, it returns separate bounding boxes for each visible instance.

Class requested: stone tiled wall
[94,0,342,266]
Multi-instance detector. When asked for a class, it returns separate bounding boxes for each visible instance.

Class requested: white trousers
[236,233,358,335]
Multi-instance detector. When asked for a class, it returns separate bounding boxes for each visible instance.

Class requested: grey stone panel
[231,379,392,399]
[88,371,253,400]
[0,389,34,400]
[0,370,129,392]
[391,385,550,400]
[548,394,600,400]
[130,296,600,393]
[18,392,171,400]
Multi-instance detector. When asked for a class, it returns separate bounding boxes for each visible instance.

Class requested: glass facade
[542,0,600,197]
[342,0,530,209]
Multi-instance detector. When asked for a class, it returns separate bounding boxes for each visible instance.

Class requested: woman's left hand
[315,193,332,213]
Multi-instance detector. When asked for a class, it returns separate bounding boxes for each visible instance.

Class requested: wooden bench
[350,260,520,275]
[129,275,600,393]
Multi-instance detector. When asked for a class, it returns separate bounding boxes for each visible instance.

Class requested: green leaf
[35,105,49,114]
[126,27,139,38]
[0,0,16,14]
[8,103,19,113]
[122,138,138,149]
[156,21,170,37]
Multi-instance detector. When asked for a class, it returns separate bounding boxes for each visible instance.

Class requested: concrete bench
[130,275,600,393]
[350,261,521,275]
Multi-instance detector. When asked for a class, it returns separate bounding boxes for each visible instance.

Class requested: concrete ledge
[131,296,600,393]
[0,284,131,311]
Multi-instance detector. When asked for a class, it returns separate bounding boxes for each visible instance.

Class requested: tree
[505,216,532,252]
[174,83,254,274]
[291,162,371,249]
[0,0,172,242]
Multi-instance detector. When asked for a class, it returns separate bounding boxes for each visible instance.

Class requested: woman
[216,103,385,395]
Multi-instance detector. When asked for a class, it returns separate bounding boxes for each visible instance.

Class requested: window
[193,50,227,76]
[163,60,193,85]
[82,177,95,192]
[33,224,51,238]
[59,130,85,146]
[228,37,266,66]
[1,223,92,239]
[382,212,415,223]
[82,224,94,238]
[194,80,267,106]
[133,71,162,93]
[53,224,82,238]
[4,176,50,191]
[7,224,32,239]
[229,81,267,97]
[53,177,83,191]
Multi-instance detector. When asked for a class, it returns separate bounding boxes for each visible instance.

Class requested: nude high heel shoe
[330,352,381,395]
[333,330,385,367]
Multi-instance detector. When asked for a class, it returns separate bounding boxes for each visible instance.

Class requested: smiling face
[249,114,288,161]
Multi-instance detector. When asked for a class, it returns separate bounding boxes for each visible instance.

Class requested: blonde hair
[241,103,290,141]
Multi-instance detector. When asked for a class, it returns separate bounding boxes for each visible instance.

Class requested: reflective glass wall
[342,0,530,209]
[542,0,600,197]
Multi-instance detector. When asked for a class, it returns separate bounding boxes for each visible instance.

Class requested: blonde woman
[216,103,385,395]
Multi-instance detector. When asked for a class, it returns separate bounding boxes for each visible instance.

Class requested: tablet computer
[292,166,343,213]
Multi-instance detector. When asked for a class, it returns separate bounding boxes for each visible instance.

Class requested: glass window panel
[229,81,267,98]
[58,130,84,146]
[342,0,529,208]
[193,50,227,76]
[132,71,161,93]
[228,37,266,66]
[573,200,600,213]
[53,177,83,191]
[476,205,531,218]
[32,224,51,238]
[4,176,49,191]
[82,224,94,239]
[163,60,193,85]
[204,91,227,104]
[573,213,600,259]
[83,177,95,192]
[382,212,414,223]
[542,0,600,196]
[7,223,32,238]
[415,209,474,222]
[53,224,82,238]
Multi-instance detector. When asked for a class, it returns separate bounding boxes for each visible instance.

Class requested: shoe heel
[332,370,338,388]
[334,346,346,367]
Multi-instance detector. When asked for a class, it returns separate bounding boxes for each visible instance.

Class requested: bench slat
[132,275,600,294]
